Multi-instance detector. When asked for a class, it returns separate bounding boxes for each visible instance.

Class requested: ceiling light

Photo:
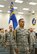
[8,11,10,13]
[0,10,2,12]
[23,8,29,10]
[18,12,24,14]
[0,5,4,7]
[15,0,23,3]
[29,2,37,5]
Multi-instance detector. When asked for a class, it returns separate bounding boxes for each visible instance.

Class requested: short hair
[19,18,24,23]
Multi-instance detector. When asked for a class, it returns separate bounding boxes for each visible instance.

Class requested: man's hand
[15,48,19,54]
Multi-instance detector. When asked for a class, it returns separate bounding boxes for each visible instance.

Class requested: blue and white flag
[9,2,18,29]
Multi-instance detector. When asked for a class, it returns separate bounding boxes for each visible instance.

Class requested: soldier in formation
[0,26,18,54]
[4,25,18,54]
[14,18,30,54]
[29,28,36,54]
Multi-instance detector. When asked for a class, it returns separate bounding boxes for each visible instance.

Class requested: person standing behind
[4,25,18,54]
[29,28,36,54]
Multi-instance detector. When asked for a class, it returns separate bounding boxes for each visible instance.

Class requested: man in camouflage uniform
[29,28,36,54]
[0,29,9,54]
[14,19,30,54]
[4,25,18,54]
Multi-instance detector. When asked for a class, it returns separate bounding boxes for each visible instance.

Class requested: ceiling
[0,0,37,15]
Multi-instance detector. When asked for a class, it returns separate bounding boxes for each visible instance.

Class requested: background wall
[0,13,9,29]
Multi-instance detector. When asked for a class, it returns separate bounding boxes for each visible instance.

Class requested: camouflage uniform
[0,32,10,54]
[4,31,17,54]
[16,28,29,54]
[29,31,36,54]
[34,38,37,54]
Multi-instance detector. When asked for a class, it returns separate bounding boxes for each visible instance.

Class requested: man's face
[30,28,33,32]
[9,26,12,31]
[19,19,24,28]
[1,30,4,33]
[5,30,7,33]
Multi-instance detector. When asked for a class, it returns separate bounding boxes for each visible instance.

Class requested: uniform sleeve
[4,32,17,49]
[13,30,16,40]
[4,33,8,42]
[26,30,30,45]
[9,32,17,50]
